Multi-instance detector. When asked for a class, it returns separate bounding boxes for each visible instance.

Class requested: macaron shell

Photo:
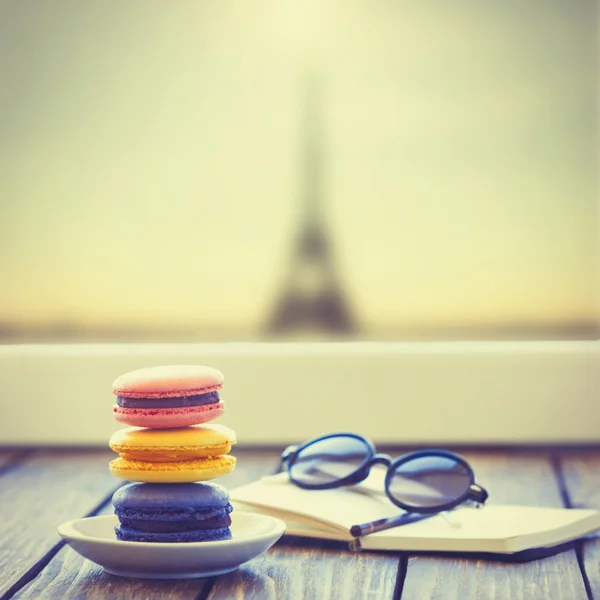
[109,455,237,483]
[115,525,232,543]
[113,365,224,398]
[110,423,236,449]
[113,401,225,428]
[119,514,232,531]
[112,481,232,511]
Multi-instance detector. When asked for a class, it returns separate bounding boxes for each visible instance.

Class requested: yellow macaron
[109,424,236,462]
[109,455,237,483]
[108,423,237,483]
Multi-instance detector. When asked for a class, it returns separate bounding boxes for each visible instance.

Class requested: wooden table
[1,448,598,600]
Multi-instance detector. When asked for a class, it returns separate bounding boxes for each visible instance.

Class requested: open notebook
[230,471,600,560]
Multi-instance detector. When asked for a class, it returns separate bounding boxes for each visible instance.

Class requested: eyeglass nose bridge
[345,453,393,485]
[369,453,393,468]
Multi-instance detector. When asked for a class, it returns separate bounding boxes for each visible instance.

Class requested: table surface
[0,447,599,600]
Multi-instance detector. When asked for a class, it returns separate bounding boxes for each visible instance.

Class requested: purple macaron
[112,482,233,543]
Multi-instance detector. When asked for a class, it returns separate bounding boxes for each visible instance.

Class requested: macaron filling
[113,443,233,462]
[115,384,222,399]
[114,505,232,521]
[116,391,220,409]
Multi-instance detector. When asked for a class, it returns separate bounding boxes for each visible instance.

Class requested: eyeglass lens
[387,456,472,508]
[290,436,370,486]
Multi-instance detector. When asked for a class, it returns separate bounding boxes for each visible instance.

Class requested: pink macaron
[112,365,225,428]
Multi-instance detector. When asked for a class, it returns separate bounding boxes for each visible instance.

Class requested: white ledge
[0,340,597,356]
[1,341,598,446]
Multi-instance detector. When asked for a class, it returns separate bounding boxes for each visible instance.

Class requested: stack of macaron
[108,365,237,543]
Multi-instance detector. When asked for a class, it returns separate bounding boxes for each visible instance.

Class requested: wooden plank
[208,458,400,600]
[558,450,600,599]
[0,449,33,474]
[208,539,400,600]
[0,449,118,598]
[14,449,277,600]
[400,451,588,600]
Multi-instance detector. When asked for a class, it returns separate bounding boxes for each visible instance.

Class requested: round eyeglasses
[280,433,488,516]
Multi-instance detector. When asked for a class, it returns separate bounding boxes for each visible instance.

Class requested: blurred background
[0,0,597,343]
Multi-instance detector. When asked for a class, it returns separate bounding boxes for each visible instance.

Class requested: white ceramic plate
[58,511,286,579]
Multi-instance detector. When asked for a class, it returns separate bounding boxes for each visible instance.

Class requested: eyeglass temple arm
[468,484,488,505]
[275,445,298,474]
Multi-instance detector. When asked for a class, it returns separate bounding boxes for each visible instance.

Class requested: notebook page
[359,505,600,553]
[230,471,403,535]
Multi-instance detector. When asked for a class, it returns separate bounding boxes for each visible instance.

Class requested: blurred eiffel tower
[265,77,357,336]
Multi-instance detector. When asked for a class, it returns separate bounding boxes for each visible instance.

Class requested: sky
[0,0,597,337]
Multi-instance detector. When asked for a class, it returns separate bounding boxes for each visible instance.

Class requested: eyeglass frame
[280,432,489,515]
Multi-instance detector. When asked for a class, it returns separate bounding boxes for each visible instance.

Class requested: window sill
[1,341,597,446]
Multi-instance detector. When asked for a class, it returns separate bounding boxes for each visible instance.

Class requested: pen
[350,512,434,537]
